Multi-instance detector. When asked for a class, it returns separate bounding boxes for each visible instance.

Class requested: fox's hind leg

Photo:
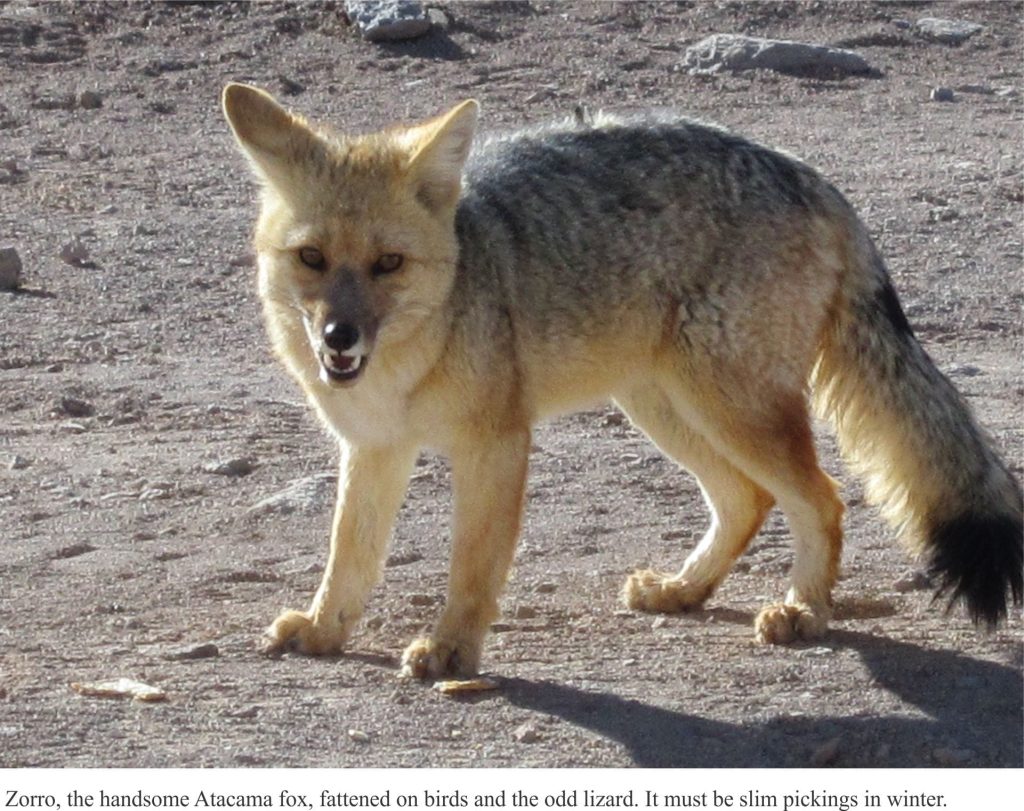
[616,386,775,612]
[654,370,845,644]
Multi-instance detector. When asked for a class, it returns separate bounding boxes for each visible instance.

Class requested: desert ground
[0,1,1021,767]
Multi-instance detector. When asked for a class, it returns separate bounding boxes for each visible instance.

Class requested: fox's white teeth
[319,349,368,384]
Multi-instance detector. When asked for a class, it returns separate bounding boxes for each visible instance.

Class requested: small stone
[59,240,91,267]
[513,722,541,743]
[57,396,95,418]
[513,605,538,620]
[203,458,256,477]
[163,642,220,661]
[347,729,371,743]
[0,247,22,290]
[71,678,166,703]
[535,582,558,594]
[651,616,668,629]
[346,0,432,42]
[433,677,500,696]
[930,86,955,102]
[426,8,449,31]
[893,570,932,593]
[914,18,983,45]
[79,90,103,110]
[248,473,336,516]
[278,75,305,96]
[810,737,842,766]
[32,94,76,111]
[386,550,424,567]
[55,543,97,559]
[4,454,30,470]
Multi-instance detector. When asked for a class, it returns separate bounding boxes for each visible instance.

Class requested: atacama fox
[223,83,1022,678]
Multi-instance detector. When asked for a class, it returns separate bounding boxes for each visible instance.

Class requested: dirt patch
[0,1,1021,767]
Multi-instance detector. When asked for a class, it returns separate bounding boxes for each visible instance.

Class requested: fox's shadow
[499,630,1023,767]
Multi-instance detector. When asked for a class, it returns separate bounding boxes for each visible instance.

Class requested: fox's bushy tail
[813,224,1022,627]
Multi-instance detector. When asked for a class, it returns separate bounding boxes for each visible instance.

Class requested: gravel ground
[0,0,1021,768]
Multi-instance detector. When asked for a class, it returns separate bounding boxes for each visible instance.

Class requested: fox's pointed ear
[404,99,479,211]
[222,83,322,189]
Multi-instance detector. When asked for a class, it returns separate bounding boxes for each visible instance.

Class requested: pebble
[54,543,97,559]
[163,642,220,661]
[347,729,371,743]
[57,396,95,418]
[930,86,955,102]
[248,473,336,516]
[893,570,931,593]
[278,75,305,96]
[59,240,91,267]
[385,550,424,567]
[3,453,30,470]
[914,18,983,45]
[346,0,432,42]
[0,246,22,290]
[513,722,541,743]
[71,678,166,703]
[535,582,558,594]
[203,458,256,477]
[79,90,103,110]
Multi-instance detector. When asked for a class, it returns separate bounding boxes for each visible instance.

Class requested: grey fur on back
[452,111,848,345]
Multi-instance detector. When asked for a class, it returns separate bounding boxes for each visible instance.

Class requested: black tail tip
[927,511,1023,630]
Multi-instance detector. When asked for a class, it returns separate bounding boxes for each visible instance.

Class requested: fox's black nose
[323,321,360,352]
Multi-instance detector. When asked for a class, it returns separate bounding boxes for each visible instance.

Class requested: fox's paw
[754,602,829,645]
[263,609,348,656]
[622,569,711,613]
[400,636,480,681]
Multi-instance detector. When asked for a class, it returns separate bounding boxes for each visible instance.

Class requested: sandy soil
[0,1,1021,768]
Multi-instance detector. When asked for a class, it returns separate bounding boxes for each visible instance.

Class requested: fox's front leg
[401,429,530,679]
[265,441,416,655]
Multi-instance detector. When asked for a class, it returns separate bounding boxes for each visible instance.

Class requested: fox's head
[222,84,478,388]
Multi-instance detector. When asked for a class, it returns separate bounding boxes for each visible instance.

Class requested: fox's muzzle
[314,272,378,387]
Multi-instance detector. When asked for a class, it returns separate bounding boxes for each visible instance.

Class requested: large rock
[684,34,872,77]
[0,246,22,290]
[913,18,983,45]
[249,473,337,516]
[345,1,432,42]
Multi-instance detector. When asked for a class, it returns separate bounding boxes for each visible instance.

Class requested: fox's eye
[372,253,404,276]
[298,247,326,271]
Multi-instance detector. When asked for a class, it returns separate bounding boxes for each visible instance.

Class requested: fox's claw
[622,569,712,613]
[263,609,347,656]
[754,602,829,644]
[400,636,479,680]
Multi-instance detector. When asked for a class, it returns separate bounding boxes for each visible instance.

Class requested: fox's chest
[307,377,412,447]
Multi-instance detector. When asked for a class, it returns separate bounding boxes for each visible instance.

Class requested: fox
[221,83,1022,679]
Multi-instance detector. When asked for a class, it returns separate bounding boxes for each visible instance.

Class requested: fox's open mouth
[319,350,367,385]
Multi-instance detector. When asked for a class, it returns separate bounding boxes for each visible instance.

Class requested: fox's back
[453,114,850,368]
[449,113,853,415]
